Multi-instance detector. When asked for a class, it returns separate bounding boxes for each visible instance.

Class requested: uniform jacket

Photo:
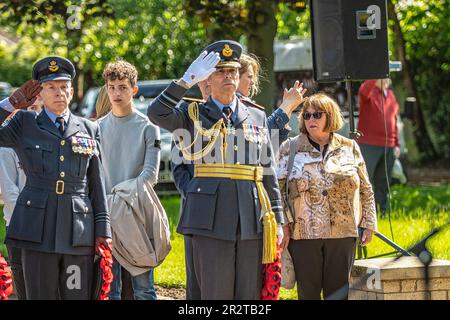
[148,81,284,241]
[170,104,291,227]
[0,103,111,255]
[276,133,377,239]
[108,177,171,276]
[267,108,291,144]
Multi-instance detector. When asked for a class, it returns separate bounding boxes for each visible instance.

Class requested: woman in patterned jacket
[277,93,377,300]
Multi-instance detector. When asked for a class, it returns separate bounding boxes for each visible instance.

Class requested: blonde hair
[239,53,261,97]
[299,93,344,134]
[95,86,112,119]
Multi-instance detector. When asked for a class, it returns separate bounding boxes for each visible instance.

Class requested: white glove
[181,51,220,88]
[277,224,284,245]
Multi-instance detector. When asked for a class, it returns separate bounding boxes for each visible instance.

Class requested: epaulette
[183,97,205,103]
[239,96,265,111]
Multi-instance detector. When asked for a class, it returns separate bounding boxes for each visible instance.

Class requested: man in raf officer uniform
[147,40,284,300]
[0,56,111,299]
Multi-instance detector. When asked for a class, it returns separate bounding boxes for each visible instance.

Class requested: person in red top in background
[357,79,400,217]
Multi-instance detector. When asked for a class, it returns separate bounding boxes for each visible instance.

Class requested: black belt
[25,178,88,195]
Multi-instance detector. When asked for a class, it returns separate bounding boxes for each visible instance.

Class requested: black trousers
[288,238,356,300]
[22,249,94,300]
[192,235,263,300]
[359,144,395,215]
[184,236,201,300]
[6,244,26,300]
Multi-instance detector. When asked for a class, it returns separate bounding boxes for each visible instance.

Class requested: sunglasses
[302,111,326,120]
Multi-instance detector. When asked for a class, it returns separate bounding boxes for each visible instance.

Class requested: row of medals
[242,123,269,144]
[71,136,95,156]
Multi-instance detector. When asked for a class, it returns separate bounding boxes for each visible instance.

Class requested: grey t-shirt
[97,109,160,194]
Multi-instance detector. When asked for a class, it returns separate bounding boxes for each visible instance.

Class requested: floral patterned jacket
[276,133,377,240]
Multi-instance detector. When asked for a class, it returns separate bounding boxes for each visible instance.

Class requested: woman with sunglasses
[276,93,377,300]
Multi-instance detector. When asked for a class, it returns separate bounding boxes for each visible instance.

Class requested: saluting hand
[279,81,307,118]
[9,80,42,109]
[180,51,220,88]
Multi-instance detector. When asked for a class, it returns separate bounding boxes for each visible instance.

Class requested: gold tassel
[262,211,278,264]
[257,180,278,264]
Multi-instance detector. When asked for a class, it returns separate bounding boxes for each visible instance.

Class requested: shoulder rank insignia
[239,97,265,111]
[1,110,19,128]
[183,97,205,103]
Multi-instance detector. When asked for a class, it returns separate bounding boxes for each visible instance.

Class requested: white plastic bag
[392,158,407,184]
[281,249,296,289]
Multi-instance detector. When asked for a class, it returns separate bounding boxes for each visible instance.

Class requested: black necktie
[56,116,65,135]
[223,106,233,123]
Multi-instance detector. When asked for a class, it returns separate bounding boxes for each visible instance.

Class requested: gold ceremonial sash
[194,163,277,264]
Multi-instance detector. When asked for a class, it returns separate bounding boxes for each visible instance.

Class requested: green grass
[389,184,450,216]
[154,235,186,288]
[0,206,7,257]
[155,184,450,300]
[158,195,183,237]
[2,184,449,300]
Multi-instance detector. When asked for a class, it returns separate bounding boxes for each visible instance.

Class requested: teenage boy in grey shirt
[97,60,160,300]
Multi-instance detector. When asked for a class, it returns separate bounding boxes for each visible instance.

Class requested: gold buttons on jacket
[60,155,65,162]
[60,172,65,178]
[60,140,65,146]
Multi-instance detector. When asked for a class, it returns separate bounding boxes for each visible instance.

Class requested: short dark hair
[102,59,138,87]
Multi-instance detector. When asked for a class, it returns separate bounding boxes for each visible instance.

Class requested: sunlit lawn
[155,184,450,300]
[1,184,449,300]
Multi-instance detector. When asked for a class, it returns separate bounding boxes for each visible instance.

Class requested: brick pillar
[349,257,450,300]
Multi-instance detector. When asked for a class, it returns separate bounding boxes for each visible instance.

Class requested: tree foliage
[0,0,207,97]
[0,1,448,161]
[392,0,450,160]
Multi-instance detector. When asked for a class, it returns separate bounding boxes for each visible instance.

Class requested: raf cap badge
[48,60,59,72]
[222,44,233,57]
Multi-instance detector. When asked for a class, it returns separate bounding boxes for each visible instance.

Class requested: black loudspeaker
[310,0,390,82]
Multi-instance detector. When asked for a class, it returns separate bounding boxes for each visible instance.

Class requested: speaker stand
[346,81,360,140]
[345,80,411,260]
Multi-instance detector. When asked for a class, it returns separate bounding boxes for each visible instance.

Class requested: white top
[0,97,14,112]
[0,148,26,226]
